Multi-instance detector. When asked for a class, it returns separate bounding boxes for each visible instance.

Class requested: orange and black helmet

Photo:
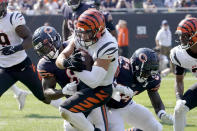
[75,9,105,48]
[176,17,197,49]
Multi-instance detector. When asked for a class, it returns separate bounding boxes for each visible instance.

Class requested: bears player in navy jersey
[170,17,197,131]
[62,0,117,41]
[62,0,94,41]
[94,0,117,38]
[32,25,110,131]
[0,0,54,107]
[107,48,173,131]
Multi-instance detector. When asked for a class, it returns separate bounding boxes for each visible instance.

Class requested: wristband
[157,110,166,119]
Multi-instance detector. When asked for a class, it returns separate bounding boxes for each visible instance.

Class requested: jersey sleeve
[170,47,181,66]
[10,12,26,28]
[147,75,161,92]
[97,42,118,60]
[37,58,55,78]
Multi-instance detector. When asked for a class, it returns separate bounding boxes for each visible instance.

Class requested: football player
[62,0,93,41]
[32,25,109,131]
[107,48,173,131]
[170,17,197,131]
[56,9,118,131]
[0,0,60,109]
[62,0,117,41]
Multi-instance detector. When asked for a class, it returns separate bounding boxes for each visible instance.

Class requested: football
[79,49,94,71]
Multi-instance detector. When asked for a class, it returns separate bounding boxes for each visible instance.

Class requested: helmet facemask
[34,33,61,59]
[75,28,98,48]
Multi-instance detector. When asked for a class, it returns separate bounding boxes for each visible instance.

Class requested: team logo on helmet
[139,53,148,63]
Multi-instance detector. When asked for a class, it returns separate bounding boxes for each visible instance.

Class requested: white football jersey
[74,29,118,86]
[170,45,197,77]
[0,11,27,68]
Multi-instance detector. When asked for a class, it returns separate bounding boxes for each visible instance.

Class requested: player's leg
[0,68,17,97]
[11,58,49,104]
[173,83,197,131]
[121,101,162,131]
[107,107,125,131]
[88,105,108,131]
[59,83,112,131]
[10,84,28,110]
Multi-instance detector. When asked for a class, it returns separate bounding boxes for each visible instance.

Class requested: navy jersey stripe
[97,41,114,57]
[174,52,181,66]
[10,13,14,25]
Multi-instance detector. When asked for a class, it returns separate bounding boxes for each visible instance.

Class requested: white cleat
[15,91,28,110]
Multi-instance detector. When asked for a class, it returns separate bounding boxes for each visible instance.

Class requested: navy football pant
[183,82,197,110]
[0,57,46,102]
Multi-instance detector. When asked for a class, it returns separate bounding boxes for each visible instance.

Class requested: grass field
[0,73,197,131]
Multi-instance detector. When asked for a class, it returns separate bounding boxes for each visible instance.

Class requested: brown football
[80,49,94,71]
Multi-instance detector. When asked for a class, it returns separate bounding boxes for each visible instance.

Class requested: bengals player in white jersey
[0,0,54,107]
[170,17,197,131]
[56,9,118,131]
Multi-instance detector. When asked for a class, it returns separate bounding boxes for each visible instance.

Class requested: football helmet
[176,17,197,49]
[32,26,61,59]
[130,48,159,83]
[75,9,105,48]
[0,0,8,19]
[67,0,81,10]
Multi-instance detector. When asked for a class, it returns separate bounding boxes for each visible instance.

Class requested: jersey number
[0,33,10,46]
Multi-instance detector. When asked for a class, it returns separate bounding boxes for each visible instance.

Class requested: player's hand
[160,113,174,125]
[0,45,23,55]
[62,81,77,95]
[63,54,86,72]
[114,84,134,98]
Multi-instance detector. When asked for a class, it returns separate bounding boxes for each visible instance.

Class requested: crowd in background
[7,0,197,15]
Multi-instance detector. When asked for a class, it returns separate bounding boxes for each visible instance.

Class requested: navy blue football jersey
[102,11,115,32]
[107,56,161,109]
[62,3,93,34]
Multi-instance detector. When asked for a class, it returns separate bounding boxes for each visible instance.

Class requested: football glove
[0,44,23,55]
[113,84,134,98]
[63,52,86,72]
[62,81,77,95]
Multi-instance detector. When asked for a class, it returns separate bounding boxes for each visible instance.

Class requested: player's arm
[148,89,165,114]
[148,89,173,124]
[75,44,118,88]
[56,40,75,69]
[62,19,71,41]
[15,25,32,50]
[75,58,111,88]
[42,76,64,100]
[105,12,117,38]
[174,65,185,100]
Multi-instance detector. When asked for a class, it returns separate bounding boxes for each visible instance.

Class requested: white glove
[113,84,134,97]
[158,110,173,125]
[62,81,77,95]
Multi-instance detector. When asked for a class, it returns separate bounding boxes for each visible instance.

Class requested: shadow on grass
[24,114,61,119]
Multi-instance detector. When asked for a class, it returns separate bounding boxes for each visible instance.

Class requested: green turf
[0,73,197,131]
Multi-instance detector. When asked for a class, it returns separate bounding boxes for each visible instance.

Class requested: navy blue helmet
[130,48,159,83]
[67,0,81,10]
[0,0,8,19]
[32,26,61,59]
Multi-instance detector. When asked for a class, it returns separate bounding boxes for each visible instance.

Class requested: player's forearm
[21,35,33,50]
[175,81,184,100]
[44,88,64,100]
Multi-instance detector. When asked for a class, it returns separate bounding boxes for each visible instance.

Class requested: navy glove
[0,44,23,55]
[63,52,86,72]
